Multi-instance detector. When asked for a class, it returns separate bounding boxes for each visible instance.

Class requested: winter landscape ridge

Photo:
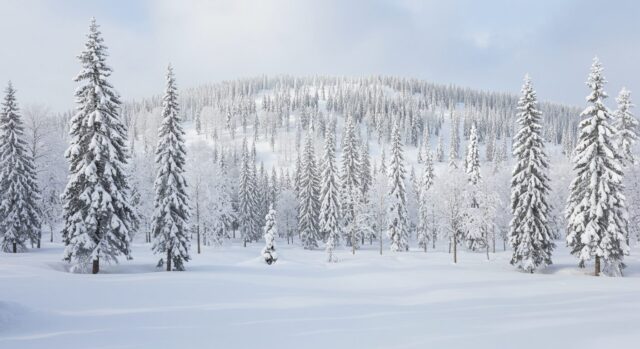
[2,2,640,348]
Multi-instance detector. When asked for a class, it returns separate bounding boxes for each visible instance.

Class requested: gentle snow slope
[1,242,640,349]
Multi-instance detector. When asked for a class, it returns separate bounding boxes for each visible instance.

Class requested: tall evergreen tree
[0,82,41,253]
[387,121,409,252]
[319,127,341,260]
[340,115,360,243]
[379,147,387,175]
[566,58,629,276]
[436,135,445,162]
[360,141,372,197]
[238,138,258,246]
[151,65,191,271]
[508,75,554,273]
[62,19,135,273]
[449,110,460,169]
[417,151,435,252]
[613,88,637,166]
[465,123,481,186]
[298,129,320,249]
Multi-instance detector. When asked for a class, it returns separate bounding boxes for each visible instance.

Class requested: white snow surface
[2,242,640,348]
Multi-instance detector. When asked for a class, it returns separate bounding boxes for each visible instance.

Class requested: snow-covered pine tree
[387,121,409,252]
[340,115,360,244]
[486,125,495,162]
[613,88,637,167]
[508,75,555,273]
[420,127,430,162]
[360,141,372,197]
[319,127,341,260]
[62,19,136,273]
[238,138,258,247]
[436,135,444,162]
[151,65,191,272]
[298,129,320,249]
[417,151,435,252]
[0,82,42,253]
[262,205,278,265]
[379,147,387,175]
[465,123,481,186]
[449,110,460,169]
[464,123,485,250]
[492,133,507,174]
[566,58,629,277]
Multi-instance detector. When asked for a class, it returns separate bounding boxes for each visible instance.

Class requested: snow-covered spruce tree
[379,147,387,175]
[465,123,481,186]
[492,133,507,174]
[238,138,259,247]
[485,126,495,162]
[298,129,320,249]
[151,65,191,272]
[464,122,484,250]
[420,127,430,163]
[340,115,360,244]
[0,82,42,253]
[417,151,435,252]
[360,141,372,198]
[508,75,555,273]
[262,205,278,265]
[436,135,444,162]
[566,58,629,277]
[62,19,136,273]
[449,111,460,169]
[319,127,341,261]
[614,88,637,167]
[387,121,409,252]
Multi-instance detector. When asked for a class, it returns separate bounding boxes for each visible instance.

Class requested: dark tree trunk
[166,249,172,272]
[92,258,99,274]
[595,255,601,276]
[12,242,17,253]
[197,225,201,254]
[453,236,457,264]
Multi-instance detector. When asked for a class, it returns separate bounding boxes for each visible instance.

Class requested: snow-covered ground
[2,242,640,349]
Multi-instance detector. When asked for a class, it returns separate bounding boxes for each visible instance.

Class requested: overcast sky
[1,0,638,112]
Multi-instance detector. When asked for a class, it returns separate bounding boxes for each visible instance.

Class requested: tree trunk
[352,233,356,255]
[379,232,383,255]
[453,235,457,264]
[595,255,601,276]
[196,196,201,254]
[50,225,54,243]
[166,249,172,272]
[37,232,41,249]
[486,244,489,260]
[12,242,17,253]
[92,257,99,274]
[197,225,201,254]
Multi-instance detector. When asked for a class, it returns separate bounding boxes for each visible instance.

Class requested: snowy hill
[2,73,640,349]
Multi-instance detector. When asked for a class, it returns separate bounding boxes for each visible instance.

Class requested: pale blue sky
[0,0,638,111]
